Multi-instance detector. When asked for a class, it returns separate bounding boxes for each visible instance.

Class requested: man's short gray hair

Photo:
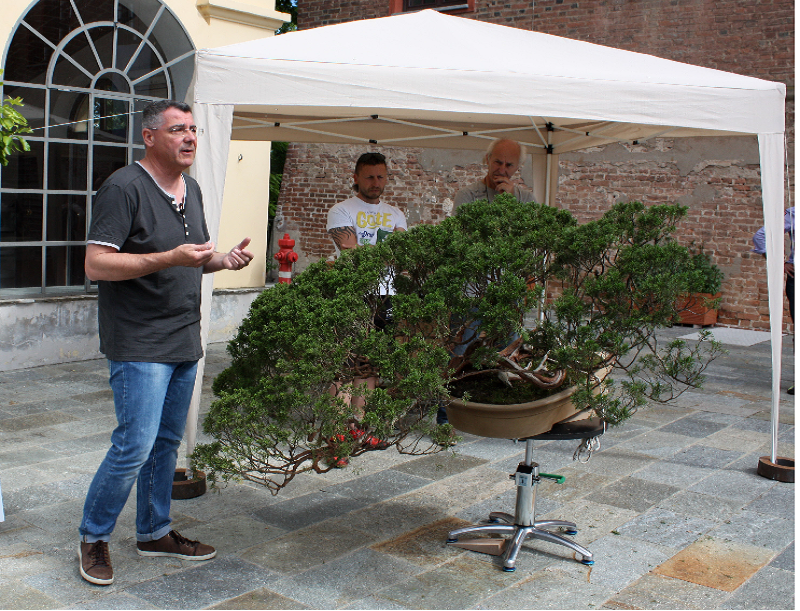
[485,138,527,164]
[142,100,192,129]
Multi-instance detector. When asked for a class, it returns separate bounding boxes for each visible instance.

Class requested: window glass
[94,98,129,142]
[49,90,90,140]
[4,27,51,84]
[1,86,46,132]
[48,142,88,191]
[1,141,45,189]
[89,26,116,71]
[52,54,93,88]
[46,194,87,241]
[2,0,195,296]
[134,69,169,99]
[93,145,128,190]
[0,247,42,289]
[0,194,44,241]
[22,0,80,46]
[46,245,86,288]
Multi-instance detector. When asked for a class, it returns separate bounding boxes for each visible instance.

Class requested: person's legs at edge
[79,360,176,584]
[787,274,795,395]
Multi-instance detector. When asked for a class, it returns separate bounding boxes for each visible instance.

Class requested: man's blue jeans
[79,360,198,543]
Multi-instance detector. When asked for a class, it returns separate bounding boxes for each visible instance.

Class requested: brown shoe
[79,540,113,585]
[136,530,216,561]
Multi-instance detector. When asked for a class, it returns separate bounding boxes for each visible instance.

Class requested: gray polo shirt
[88,163,210,362]
[453,180,535,210]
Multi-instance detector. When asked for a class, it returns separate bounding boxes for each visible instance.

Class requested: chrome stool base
[446,418,604,571]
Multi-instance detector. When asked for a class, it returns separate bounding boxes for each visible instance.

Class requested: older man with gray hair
[454,138,535,208]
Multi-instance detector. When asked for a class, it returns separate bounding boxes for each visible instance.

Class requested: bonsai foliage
[194,195,723,492]
[0,70,31,166]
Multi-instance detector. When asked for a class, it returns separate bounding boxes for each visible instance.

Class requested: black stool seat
[526,417,605,441]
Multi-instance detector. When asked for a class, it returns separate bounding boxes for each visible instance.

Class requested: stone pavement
[0,327,794,610]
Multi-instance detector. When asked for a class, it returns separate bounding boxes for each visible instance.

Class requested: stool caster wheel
[579,558,594,566]
[502,566,516,572]
[488,518,501,524]
[446,538,458,544]
[564,529,578,535]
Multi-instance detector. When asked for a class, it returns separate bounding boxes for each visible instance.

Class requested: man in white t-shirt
[327,152,407,256]
[326,153,406,464]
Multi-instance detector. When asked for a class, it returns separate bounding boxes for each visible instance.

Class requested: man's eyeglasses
[149,124,198,136]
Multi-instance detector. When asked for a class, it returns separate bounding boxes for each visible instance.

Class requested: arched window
[0,0,194,297]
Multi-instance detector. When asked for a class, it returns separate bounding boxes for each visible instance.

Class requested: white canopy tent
[186,9,787,472]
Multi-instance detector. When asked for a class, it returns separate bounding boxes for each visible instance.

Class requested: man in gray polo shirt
[78,100,254,586]
[454,138,535,209]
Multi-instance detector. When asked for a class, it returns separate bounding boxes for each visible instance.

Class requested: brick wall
[275,0,794,331]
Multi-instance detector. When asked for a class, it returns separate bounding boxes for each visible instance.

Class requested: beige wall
[0,0,288,292]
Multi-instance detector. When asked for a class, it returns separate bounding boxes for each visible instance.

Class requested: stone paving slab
[0,333,794,610]
[652,536,774,592]
[607,573,729,610]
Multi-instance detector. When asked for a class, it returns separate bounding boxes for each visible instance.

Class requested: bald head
[484,139,525,191]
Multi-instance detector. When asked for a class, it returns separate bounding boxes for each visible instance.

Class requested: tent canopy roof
[193,9,785,154]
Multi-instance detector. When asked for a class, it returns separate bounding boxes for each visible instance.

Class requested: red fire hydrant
[274,233,298,284]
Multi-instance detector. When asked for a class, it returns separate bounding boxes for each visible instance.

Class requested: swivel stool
[446,417,605,572]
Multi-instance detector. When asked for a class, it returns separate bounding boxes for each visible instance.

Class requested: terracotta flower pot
[676,292,720,326]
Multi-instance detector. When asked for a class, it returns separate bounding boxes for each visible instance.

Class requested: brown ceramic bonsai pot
[445,383,587,439]
[446,364,612,439]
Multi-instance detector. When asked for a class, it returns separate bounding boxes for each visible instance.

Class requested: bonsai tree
[194,196,723,492]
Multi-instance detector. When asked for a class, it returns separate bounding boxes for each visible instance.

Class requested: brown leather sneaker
[136,530,216,561]
[79,540,114,585]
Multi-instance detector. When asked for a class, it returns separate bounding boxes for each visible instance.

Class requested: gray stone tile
[556,533,672,591]
[608,573,728,610]
[632,458,716,488]
[670,444,746,469]
[720,566,795,610]
[709,509,794,551]
[252,490,368,531]
[0,410,79,433]
[390,452,488,481]
[453,436,525,462]
[686,469,779,503]
[269,548,422,608]
[0,484,75,516]
[744,483,795,520]
[612,430,695,459]
[375,555,521,610]
[769,541,794,571]
[321,468,432,504]
[656,490,744,520]
[0,578,62,610]
[13,499,84,534]
[125,556,280,610]
[659,415,731,438]
[577,448,657,478]
[615,507,716,549]
[0,446,65,470]
[208,587,311,609]
[170,482,281,522]
[64,592,161,610]
[177,515,288,555]
[479,567,616,610]
[240,518,382,574]
[591,477,680,513]
[343,595,411,609]
[332,496,450,543]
